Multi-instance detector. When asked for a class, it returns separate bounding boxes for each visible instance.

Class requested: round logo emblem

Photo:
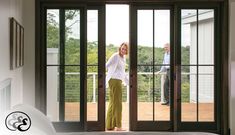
[5,111,31,132]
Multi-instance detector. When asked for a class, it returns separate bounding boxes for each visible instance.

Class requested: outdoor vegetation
[47,10,190,103]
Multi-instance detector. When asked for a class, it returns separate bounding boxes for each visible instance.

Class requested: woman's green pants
[106,79,122,129]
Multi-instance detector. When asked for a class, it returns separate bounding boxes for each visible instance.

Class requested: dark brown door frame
[175,4,221,133]
[36,0,229,134]
[129,2,228,134]
[35,2,106,132]
[86,4,106,131]
[45,5,87,132]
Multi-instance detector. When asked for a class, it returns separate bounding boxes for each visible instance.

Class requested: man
[157,43,170,106]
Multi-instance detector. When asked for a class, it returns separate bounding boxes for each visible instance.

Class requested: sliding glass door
[37,1,223,133]
[45,5,105,131]
[86,6,105,131]
[129,4,220,132]
[46,8,85,131]
[130,5,173,131]
[178,7,219,131]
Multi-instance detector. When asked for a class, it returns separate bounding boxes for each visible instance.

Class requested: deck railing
[63,72,213,103]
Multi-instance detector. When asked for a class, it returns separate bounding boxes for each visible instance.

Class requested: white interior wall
[22,0,35,107]
[0,0,36,108]
[0,0,23,107]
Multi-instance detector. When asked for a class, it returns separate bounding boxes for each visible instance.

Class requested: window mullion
[196,9,199,122]
[59,9,65,122]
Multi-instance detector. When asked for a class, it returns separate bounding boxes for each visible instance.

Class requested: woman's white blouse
[106,52,129,86]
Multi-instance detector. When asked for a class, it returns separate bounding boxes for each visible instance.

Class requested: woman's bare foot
[116,127,126,131]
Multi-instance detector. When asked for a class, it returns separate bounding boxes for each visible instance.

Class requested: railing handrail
[65,72,214,75]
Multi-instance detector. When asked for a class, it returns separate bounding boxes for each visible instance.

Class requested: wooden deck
[65,102,214,130]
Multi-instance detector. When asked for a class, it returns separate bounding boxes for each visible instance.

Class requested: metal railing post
[93,74,96,103]
[127,86,129,103]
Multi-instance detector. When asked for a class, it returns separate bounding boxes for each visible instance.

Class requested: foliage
[47,12,59,48]
[47,11,191,102]
[181,82,190,102]
[181,46,190,72]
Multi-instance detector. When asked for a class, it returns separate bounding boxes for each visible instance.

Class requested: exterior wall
[183,11,214,103]
[47,48,59,121]
[0,0,23,108]
[190,19,214,103]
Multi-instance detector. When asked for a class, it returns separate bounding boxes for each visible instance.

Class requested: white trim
[182,10,214,24]
[47,48,59,54]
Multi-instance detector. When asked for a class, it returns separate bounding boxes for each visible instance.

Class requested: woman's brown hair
[119,42,129,55]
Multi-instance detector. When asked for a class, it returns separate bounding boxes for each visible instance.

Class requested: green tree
[47,11,59,48]
[47,9,191,102]
[47,10,80,48]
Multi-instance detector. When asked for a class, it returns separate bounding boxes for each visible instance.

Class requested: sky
[105,5,190,47]
[105,5,172,47]
[105,5,129,46]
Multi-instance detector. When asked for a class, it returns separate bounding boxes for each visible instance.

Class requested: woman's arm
[105,53,119,86]
[124,73,129,85]
[106,53,118,69]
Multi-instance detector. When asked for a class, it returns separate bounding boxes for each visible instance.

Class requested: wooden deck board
[64,102,214,129]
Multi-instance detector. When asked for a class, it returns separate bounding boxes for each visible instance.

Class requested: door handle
[130,73,133,88]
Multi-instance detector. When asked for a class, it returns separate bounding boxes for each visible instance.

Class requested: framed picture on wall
[10,17,24,70]
[20,26,24,66]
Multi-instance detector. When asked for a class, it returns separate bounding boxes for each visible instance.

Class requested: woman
[106,42,129,131]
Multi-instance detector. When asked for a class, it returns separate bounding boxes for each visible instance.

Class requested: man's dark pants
[164,69,170,104]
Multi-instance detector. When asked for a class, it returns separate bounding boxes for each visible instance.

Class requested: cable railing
[63,72,213,103]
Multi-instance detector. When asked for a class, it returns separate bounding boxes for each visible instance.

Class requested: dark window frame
[177,6,219,132]
[130,5,174,131]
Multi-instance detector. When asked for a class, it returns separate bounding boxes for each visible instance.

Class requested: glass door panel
[130,5,172,131]
[46,8,84,131]
[64,10,81,122]
[47,66,60,121]
[86,6,105,131]
[153,10,170,121]
[87,10,98,121]
[65,10,80,66]
[154,66,170,121]
[64,66,80,121]
[137,10,153,121]
[137,66,153,121]
[180,8,216,130]
[197,10,215,122]
[181,66,197,121]
[46,9,60,122]
[198,66,214,122]
[137,9,171,122]
[137,10,153,65]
